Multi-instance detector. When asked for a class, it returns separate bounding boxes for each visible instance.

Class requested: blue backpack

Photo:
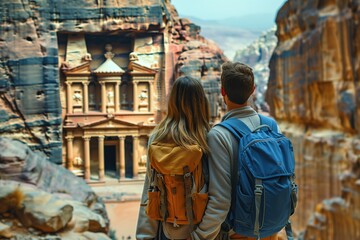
[218,115,298,239]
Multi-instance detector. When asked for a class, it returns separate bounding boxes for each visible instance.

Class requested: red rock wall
[0,0,226,163]
[267,0,360,238]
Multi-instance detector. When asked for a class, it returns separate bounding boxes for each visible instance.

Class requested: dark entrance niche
[125,136,133,178]
[104,145,117,178]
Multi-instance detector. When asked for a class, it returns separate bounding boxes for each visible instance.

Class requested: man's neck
[223,95,248,111]
[226,102,248,111]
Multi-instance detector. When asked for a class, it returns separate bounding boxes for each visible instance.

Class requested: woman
[136,76,210,240]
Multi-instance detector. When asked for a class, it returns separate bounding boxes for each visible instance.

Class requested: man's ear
[251,85,256,94]
[221,87,226,96]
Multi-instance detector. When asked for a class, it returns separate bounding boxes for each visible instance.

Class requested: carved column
[133,80,138,111]
[66,82,73,114]
[98,136,105,182]
[83,136,91,182]
[132,136,139,178]
[82,81,89,114]
[101,82,106,113]
[66,136,74,170]
[119,136,125,179]
[149,81,154,112]
[115,82,120,113]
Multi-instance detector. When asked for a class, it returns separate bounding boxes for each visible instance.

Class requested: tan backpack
[145,142,209,229]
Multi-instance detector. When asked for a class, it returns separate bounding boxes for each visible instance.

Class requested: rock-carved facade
[0,0,226,182]
[0,1,226,239]
[61,41,157,181]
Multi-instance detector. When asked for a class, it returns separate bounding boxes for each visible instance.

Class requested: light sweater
[191,106,280,240]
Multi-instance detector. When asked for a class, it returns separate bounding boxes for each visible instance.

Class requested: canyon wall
[0,0,226,164]
[266,0,360,238]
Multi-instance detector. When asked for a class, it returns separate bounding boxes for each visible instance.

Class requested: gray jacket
[191,106,280,240]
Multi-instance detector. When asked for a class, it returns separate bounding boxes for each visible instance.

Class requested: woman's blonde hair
[151,76,210,153]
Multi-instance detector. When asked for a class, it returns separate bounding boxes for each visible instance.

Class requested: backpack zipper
[242,136,287,150]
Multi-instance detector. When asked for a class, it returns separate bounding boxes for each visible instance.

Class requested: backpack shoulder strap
[183,166,194,230]
[217,118,252,228]
[217,118,252,139]
[259,114,278,132]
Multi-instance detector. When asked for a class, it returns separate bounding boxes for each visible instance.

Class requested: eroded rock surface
[0,0,226,163]
[0,137,109,239]
[267,0,360,238]
[0,1,227,237]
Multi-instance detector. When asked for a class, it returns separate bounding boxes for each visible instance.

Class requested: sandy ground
[94,178,289,240]
[106,200,140,239]
[90,179,144,240]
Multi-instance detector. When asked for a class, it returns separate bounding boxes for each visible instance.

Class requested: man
[191,62,280,240]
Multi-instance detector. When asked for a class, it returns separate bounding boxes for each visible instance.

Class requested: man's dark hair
[221,62,254,104]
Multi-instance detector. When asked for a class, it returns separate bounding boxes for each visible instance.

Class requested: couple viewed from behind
[136,61,297,240]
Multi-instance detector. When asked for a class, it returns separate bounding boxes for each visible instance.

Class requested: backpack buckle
[254,185,263,195]
[184,172,191,178]
[157,173,164,180]
[173,217,180,227]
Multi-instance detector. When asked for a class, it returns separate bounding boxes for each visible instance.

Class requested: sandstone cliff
[0,0,227,238]
[0,0,226,163]
[267,0,360,238]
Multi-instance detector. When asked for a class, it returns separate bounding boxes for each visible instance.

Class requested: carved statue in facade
[73,156,83,166]
[138,89,148,104]
[105,44,115,59]
[129,52,139,62]
[81,53,92,62]
[73,91,82,104]
[138,89,149,112]
[107,90,114,104]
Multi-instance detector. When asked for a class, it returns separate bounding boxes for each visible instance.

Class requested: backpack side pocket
[192,192,208,224]
[146,191,162,220]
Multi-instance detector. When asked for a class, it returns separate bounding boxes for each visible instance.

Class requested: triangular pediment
[83,118,138,129]
[128,61,157,75]
[63,62,91,75]
[94,59,125,74]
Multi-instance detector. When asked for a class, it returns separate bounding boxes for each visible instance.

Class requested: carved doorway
[104,145,117,178]
[125,136,133,178]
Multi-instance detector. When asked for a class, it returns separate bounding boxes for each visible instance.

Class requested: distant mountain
[185,14,276,59]
[187,13,276,31]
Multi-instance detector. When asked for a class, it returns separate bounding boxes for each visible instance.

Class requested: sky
[171,0,287,21]
[171,0,287,59]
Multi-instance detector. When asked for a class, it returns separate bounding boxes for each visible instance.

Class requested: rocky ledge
[0,137,110,239]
